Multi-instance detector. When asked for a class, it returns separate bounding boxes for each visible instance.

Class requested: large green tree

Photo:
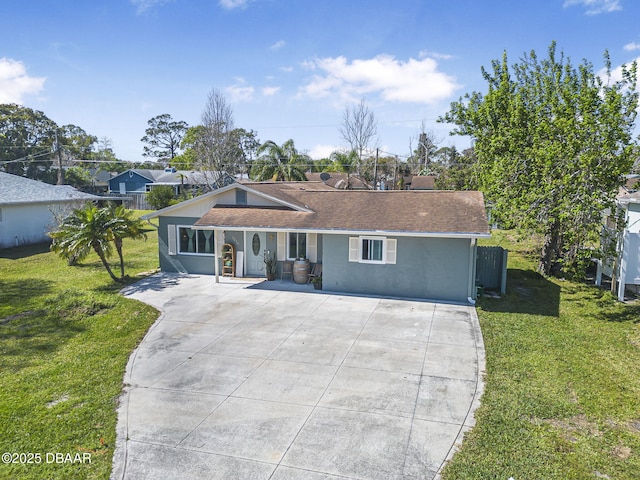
[0,103,57,181]
[440,43,638,276]
[141,113,188,163]
[251,139,309,181]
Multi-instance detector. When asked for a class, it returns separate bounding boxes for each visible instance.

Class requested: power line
[0,150,52,164]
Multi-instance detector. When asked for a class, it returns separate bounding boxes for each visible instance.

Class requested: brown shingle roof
[410,175,437,190]
[194,183,489,236]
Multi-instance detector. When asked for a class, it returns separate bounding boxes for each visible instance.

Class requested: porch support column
[618,231,628,302]
[213,228,220,284]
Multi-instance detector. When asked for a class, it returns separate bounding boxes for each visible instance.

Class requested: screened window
[349,236,397,265]
[288,232,307,260]
[178,227,214,255]
[361,238,384,262]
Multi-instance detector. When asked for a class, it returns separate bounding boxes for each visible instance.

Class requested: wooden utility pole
[55,130,64,185]
[373,148,378,190]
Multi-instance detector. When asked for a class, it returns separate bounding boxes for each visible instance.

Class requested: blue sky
[1,0,639,162]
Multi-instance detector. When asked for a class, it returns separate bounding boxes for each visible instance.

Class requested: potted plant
[312,274,322,290]
[263,251,277,281]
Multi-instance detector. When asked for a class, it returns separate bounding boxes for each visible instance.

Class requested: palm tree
[105,203,147,278]
[326,150,357,174]
[50,203,120,282]
[251,139,309,181]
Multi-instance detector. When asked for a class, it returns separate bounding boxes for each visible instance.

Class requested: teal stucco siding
[157,216,216,274]
[321,234,473,303]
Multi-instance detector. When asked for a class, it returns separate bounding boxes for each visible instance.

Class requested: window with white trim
[349,236,397,265]
[288,232,307,260]
[178,226,215,255]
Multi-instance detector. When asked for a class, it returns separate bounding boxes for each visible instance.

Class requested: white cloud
[262,86,280,96]
[309,144,339,160]
[623,42,640,51]
[219,0,248,10]
[226,81,254,102]
[130,0,173,14]
[298,54,460,105]
[419,50,454,61]
[563,0,622,15]
[270,40,286,51]
[0,58,46,104]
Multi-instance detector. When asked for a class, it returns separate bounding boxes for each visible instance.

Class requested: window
[178,227,214,255]
[349,236,397,265]
[288,232,307,259]
[361,238,384,262]
[236,189,247,205]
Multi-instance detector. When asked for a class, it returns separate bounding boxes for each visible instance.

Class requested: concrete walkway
[112,274,485,480]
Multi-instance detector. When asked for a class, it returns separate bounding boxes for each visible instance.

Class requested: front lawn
[442,231,640,479]
[0,217,159,479]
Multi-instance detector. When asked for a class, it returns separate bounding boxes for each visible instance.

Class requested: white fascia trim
[191,225,491,239]
[141,183,242,220]
[141,183,312,220]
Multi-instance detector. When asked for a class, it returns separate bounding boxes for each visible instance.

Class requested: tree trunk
[538,221,561,276]
[114,238,125,278]
[92,243,120,283]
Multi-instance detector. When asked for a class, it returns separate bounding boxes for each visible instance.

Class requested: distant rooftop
[0,172,102,206]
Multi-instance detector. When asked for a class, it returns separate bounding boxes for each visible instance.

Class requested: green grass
[0,214,160,480]
[442,230,640,479]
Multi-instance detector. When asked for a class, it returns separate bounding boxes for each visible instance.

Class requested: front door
[247,231,266,276]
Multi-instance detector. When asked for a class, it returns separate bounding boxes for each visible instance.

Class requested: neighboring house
[0,172,102,248]
[599,190,640,300]
[108,168,233,195]
[88,168,117,194]
[143,181,491,303]
[305,172,372,190]
[409,175,437,190]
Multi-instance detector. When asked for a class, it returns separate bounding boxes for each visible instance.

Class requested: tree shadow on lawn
[0,279,54,316]
[479,268,561,317]
[1,280,90,372]
[600,299,640,324]
[1,315,86,373]
[0,242,51,259]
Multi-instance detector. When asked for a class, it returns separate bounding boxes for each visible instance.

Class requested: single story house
[108,168,234,195]
[143,181,491,303]
[598,189,640,300]
[0,172,102,248]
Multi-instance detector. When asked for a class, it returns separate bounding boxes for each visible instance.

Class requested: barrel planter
[293,259,310,284]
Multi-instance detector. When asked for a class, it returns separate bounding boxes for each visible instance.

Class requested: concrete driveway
[112,274,485,480]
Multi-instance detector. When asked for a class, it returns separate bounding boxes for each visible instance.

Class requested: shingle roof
[194,182,489,236]
[410,175,437,190]
[0,172,102,206]
[113,169,219,185]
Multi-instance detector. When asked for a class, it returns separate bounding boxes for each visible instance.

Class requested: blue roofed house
[143,181,491,303]
[108,167,232,195]
[0,172,102,248]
